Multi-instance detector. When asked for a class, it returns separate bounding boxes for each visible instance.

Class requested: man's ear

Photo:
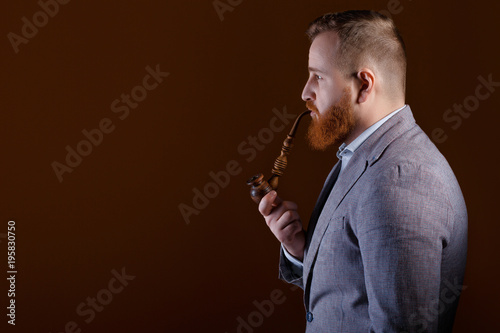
[356,69,375,103]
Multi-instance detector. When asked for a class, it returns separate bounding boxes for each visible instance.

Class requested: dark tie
[305,159,342,247]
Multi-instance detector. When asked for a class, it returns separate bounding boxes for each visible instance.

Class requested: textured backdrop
[1,0,499,332]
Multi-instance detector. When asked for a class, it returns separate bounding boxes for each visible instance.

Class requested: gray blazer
[279,106,467,332]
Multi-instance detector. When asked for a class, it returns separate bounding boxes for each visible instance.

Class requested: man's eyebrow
[308,66,326,74]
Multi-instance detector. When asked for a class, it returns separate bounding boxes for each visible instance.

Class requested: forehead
[308,31,340,68]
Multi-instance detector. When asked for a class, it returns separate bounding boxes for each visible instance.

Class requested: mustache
[305,101,319,113]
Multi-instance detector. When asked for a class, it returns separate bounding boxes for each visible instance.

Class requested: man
[258,10,467,332]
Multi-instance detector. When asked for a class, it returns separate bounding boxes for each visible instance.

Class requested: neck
[345,101,405,145]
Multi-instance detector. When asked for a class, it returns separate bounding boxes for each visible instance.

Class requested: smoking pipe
[246,110,311,204]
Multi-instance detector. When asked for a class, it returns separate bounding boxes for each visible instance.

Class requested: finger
[258,191,279,216]
[270,201,298,220]
[279,222,303,244]
[271,194,283,207]
[268,208,299,231]
[275,210,301,231]
[265,201,300,228]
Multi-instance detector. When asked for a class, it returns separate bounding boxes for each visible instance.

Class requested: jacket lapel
[304,160,342,247]
[302,154,368,281]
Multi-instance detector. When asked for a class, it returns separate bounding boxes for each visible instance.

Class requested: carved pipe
[246,110,311,204]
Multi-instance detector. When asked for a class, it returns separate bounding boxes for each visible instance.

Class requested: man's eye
[315,74,323,80]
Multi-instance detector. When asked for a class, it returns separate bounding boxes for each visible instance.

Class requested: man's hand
[258,190,305,261]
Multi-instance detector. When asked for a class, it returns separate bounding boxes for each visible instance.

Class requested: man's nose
[301,79,315,101]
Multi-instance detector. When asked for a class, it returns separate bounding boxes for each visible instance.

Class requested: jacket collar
[359,105,416,168]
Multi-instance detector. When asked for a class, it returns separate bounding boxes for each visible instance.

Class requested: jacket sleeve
[278,246,304,289]
[356,163,452,332]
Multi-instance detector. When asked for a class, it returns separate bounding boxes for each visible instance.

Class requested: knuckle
[281,210,292,221]
[280,210,299,225]
[291,222,301,234]
[277,227,292,244]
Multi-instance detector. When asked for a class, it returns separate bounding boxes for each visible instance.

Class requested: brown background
[1,0,499,332]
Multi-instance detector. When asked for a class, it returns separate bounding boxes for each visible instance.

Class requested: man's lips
[307,108,319,117]
[305,101,319,117]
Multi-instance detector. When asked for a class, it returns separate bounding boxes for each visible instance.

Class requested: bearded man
[257,10,467,333]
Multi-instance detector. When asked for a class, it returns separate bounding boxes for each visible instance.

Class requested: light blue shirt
[282,105,407,267]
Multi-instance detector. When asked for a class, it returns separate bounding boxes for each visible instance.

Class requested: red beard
[306,89,356,150]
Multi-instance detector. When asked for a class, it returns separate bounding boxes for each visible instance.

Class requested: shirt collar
[337,105,407,160]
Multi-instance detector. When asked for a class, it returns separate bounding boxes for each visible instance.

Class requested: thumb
[270,191,283,207]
